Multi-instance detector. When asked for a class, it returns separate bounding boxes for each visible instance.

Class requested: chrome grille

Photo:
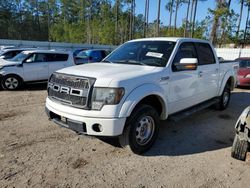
[48,73,94,108]
[50,73,89,89]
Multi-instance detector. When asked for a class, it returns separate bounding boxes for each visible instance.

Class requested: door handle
[160,76,170,81]
[198,71,203,77]
[215,68,219,73]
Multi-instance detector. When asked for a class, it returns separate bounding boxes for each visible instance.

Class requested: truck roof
[129,37,210,44]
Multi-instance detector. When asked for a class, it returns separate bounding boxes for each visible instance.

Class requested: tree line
[0,0,249,47]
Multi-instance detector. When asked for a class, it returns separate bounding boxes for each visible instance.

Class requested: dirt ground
[0,84,250,188]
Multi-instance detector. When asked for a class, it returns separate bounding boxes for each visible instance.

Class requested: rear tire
[1,75,22,90]
[119,105,160,154]
[214,84,230,110]
[231,134,248,161]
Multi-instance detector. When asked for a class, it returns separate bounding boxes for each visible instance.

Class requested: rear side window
[172,42,197,72]
[195,43,215,65]
[47,53,69,62]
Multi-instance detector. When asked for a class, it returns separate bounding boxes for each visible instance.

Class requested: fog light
[92,124,103,132]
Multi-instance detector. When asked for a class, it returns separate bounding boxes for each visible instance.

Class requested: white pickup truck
[45,38,237,154]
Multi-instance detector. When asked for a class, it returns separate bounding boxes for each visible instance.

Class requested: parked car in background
[231,106,250,161]
[0,50,75,90]
[75,49,111,64]
[73,48,89,57]
[0,48,36,60]
[0,46,16,52]
[235,57,250,87]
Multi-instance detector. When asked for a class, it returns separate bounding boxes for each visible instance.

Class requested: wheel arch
[119,84,168,120]
[2,73,24,82]
[219,72,235,96]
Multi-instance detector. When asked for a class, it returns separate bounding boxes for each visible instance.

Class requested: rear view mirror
[175,58,198,71]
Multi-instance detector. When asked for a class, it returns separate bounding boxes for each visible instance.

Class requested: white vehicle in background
[0,50,76,90]
[45,37,237,154]
[0,48,36,60]
[0,46,16,51]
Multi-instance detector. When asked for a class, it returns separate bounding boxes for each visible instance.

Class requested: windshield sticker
[146,52,163,58]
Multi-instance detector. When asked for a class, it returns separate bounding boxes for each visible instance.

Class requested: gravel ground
[0,84,250,188]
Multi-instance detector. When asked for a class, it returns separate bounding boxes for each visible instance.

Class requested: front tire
[1,75,22,90]
[119,105,160,154]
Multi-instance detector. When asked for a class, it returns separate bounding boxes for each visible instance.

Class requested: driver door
[168,42,200,114]
[23,53,49,81]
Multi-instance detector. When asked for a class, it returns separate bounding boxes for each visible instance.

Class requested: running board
[168,98,220,122]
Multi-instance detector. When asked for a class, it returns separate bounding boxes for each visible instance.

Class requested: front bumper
[45,101,126,137]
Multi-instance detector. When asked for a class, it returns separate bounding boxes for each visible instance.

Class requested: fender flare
[219,70,235,96]
[119,83,168,119]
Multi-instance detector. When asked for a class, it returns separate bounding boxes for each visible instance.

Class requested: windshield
[239,60,250,68]
[104,41,176,67]
[10,51,30,62]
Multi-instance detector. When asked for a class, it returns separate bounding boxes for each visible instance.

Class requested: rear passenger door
[195,42,219,101]
[23,53,49,81]
[47,53,69,76]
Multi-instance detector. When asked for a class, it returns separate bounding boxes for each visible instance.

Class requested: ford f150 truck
[45,38,237,154]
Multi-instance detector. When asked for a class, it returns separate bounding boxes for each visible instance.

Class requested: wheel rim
[223,90,229,106]
[5,77,19,89]
[135,115,155,146]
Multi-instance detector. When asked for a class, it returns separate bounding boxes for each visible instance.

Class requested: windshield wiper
[115,60,146,66]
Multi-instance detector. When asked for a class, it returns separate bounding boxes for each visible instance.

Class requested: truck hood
[56,63,159,86]
[0,58,21,67]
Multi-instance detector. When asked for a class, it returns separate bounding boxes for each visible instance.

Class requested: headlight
[91,87,125,110]
[245,74,250,78]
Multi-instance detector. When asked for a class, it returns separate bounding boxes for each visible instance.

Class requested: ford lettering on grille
[48,73,94,109]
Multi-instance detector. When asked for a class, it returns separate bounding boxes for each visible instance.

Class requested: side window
[25,53,46,63]
[195,43,215,65]
[34,53,47,62]
[90,51,102,61]
[46,53,69,62]
[54,54,68,61]
[100,50,108,58]
[2,51,14,59]
[172,42,197,72]
[13,50,21,57]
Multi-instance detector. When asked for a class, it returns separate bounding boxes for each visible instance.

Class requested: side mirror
[175,58,198,71]
[23,58,32,63]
